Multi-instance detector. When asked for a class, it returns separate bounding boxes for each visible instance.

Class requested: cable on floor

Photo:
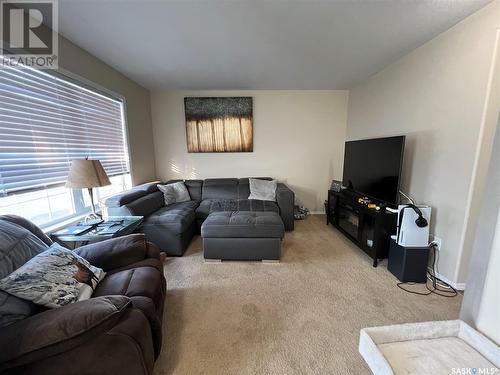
[396,243,458,297]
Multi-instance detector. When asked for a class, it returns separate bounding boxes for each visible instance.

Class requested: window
[0,65,131,228]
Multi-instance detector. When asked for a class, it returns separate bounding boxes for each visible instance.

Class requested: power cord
[396,243,458,297]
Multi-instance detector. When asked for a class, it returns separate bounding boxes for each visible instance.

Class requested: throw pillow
[157,182,191,205]
[157,184,176,205]
[248,178,277,202]
[0,243,105,308]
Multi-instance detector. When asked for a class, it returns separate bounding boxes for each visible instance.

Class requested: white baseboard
[434,271,466,291]
[310,211,326,215]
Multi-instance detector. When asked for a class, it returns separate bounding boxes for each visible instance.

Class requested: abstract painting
[184,97,253,152]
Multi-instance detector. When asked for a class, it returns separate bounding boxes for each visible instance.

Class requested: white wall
[477,208,500,344]
[461,116,500,345]
[58,37,157,184]
[345,1,499,285]
[150,90,348,211]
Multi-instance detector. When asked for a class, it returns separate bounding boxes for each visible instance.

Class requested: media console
[327,190,397,267]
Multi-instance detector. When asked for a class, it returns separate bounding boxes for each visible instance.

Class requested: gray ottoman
[201,211,285,261]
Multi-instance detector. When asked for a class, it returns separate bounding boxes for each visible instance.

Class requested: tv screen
[342,136,405,204]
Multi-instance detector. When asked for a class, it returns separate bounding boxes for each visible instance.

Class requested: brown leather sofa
[0,215,166,375]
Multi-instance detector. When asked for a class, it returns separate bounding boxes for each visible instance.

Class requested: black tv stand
[327,190,397,267]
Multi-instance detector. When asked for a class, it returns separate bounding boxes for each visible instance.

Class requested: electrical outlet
[432,236,442,251]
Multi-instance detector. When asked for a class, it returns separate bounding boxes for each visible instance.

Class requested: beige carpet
[153,215,462,375]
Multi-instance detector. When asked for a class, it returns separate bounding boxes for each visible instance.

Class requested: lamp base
[84,212,102,224]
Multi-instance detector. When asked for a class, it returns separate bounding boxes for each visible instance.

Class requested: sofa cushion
[0,219,50,327]
[162,201,199,211]
[137,182,162,194]
[93,267,163,311]
[201,211,284,238]
[0,220,49,278]
[107,258,164,276]
[103,181,160,207]
[202,178,239,200]
[142,202,197,234]
[129,296,163,357]
[0,215,53,247]
[0,292,37,328]
[195,199,279,219]
[125,191,164,217]
[184,180,203,201]
[104,189,146,208]
[0,295,131,365]
[74,234,150,272]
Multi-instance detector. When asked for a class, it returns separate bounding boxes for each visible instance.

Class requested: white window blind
[0,66,129,196]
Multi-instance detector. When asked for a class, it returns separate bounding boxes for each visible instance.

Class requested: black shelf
[327,190,397,267]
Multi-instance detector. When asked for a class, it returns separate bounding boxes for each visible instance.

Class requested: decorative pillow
[157,184,176,205]
[248,178,277,201]
[0,243,105,308]
[157,182,191,205]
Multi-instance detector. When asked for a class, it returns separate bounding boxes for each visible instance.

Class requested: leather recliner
[0,215,166,375]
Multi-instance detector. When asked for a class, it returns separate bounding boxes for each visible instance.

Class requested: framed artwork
[184,97,253,152]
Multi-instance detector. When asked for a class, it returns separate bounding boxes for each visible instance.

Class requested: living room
[0,1,499,374]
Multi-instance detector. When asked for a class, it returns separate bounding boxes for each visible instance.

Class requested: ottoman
[201,211,285,261]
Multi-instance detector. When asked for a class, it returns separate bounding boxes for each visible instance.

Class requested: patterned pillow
[157,182,191,205]
[0,243,105,308]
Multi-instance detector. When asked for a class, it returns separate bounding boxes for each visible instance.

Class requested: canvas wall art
[184,97,253,153]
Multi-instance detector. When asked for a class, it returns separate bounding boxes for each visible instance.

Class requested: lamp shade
[65,159,111,188]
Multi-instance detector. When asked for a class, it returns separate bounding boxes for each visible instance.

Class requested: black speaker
[388,239,429,283]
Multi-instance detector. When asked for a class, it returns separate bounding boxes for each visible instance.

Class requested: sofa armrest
[276,183,295,231]
[74,234,150,271]
[0,296,130,369]
[104,241,163,275]
[102,181,161,208]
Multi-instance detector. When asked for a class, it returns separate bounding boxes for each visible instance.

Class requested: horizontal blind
[0,66,129,196]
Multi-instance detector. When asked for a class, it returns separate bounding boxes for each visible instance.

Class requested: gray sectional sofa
[103,178,295,256]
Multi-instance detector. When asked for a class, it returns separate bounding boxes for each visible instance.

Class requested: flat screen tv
[342,136,405,204]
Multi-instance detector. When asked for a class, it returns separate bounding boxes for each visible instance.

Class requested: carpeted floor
[153,215,462,375]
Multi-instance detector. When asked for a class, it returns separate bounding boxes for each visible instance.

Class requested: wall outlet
[432,236,442,251]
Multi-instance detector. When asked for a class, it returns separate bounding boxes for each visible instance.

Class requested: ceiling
[58,0,491,90]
